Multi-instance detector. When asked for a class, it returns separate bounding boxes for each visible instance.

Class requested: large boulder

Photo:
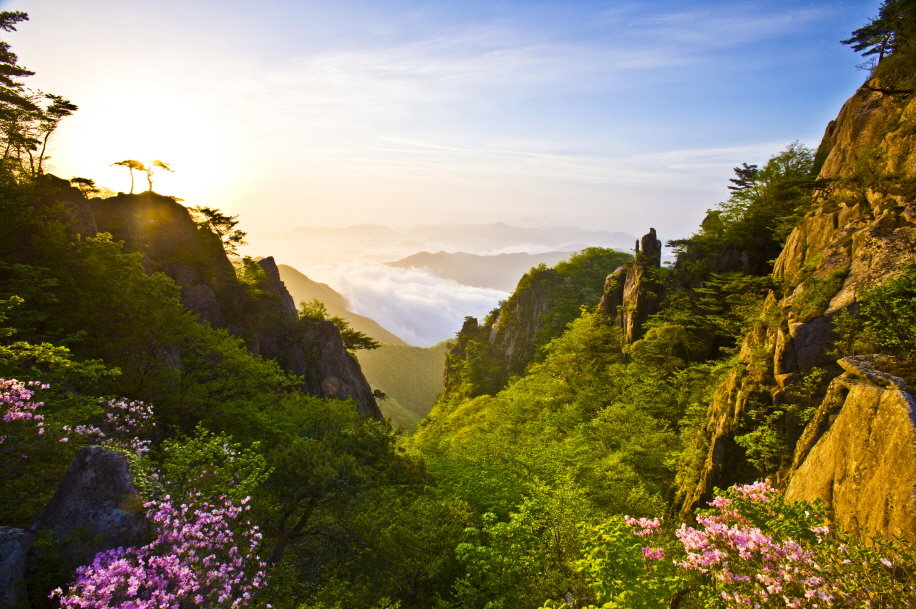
[785,356,916,541]
[29,447,149,580]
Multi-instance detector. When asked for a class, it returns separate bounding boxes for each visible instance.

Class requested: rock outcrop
[30,447,149,569]
[0,527,31,609]
[599,228,663,344]
[90,192,239,329]
[244,257,381,418]
[23,447,149,607]
[784,356,916,541]
[678,81,916,522]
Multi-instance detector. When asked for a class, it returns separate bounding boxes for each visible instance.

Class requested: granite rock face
[306,321,381,418]
[246,257,381,419]
[786,356,916,542]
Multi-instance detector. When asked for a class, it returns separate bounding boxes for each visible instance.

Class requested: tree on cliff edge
[1,12,77,179]
[112,159,146,194]
[843,0,916,92]
[145,159,172,192]
[190,206,247,255]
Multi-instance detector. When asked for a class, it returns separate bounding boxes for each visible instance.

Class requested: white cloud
[312,262,507,347]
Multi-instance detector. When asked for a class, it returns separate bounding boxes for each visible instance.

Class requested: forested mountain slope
[358,341,451,429]
[439,247,631,401]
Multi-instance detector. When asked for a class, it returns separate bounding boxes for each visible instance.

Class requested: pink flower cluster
[624,516,662,537]
[1,377,49,443]
[63,398,155,456]
[52,495,267,609]
[676,481,834,608]
[624,516,666,562]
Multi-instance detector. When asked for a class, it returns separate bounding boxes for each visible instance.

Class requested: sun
[44,85,243,211]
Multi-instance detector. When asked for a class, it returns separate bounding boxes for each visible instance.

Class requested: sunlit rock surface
[679,81,916,518]
[786,356,916,542]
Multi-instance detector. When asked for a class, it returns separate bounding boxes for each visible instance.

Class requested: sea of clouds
[309,261,508,347]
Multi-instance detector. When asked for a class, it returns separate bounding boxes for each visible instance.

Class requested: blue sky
[3,0,882,243]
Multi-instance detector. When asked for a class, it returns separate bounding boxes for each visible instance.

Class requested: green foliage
[298,297,329,321]
[0,12,78,180]
[733,410,788,473]
[159,425,271,502]
[235,256,271,297]
[668,143,816,283]
[298,298,380,352]
[534,248,632,351]
[646,272,773,361]
[733,367,831,476]
[791,268,849,323]
[829,264,916,360]
[455,487,589,609]
[551,516,681,609]
[828,308,880,357]
[414,310,687,538]
[166,321,299,435]
[442,248,631,402]
[858,263,916,358]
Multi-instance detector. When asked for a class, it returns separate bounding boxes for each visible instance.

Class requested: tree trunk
[37,131,51,175]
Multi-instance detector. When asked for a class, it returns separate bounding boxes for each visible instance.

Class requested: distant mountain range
[250,222,636,267]
[386,250,577,291]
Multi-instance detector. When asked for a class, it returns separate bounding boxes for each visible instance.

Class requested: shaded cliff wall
[678,82,916,535]
[80,192,379,418]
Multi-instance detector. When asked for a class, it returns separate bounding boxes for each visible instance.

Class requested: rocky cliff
[677,81,916,537]
[65,191,379,418]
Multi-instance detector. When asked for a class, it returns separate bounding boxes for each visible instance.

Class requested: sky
[2,0,881,245]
